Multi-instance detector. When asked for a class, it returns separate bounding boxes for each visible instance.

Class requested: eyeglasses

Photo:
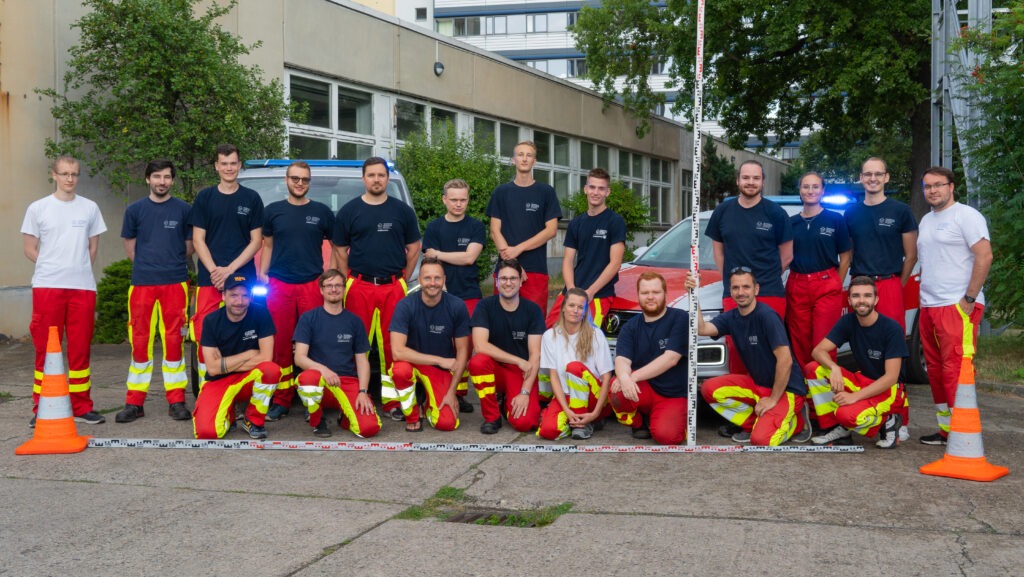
[322,283,345,290]
[729,266,752,274]
[497,276,521,284]
[922,182,952,192]
[54,172,80,179]
[288,176,311,184]
[860,171,887,178]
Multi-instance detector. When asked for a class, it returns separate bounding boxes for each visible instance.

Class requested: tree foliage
[700,137,737,206]
[38,0,296,200]
[566,181,651,261]
[94,259,133,344]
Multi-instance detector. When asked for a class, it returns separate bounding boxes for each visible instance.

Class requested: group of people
[21,146,990,449]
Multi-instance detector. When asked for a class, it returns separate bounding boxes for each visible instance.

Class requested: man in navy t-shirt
[259,161,335,421]
[547,167,626,331]
[805,276,907,449]
[694,268,811,446]
[389,257,471,432]
[292,269,381,439]
[468,258,545,434]
[194,274,281,440]
[611,271,690,445]
[486,141,562,316]
[117,160,193,424]
[331,157,421,422]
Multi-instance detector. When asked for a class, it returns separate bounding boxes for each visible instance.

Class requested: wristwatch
[964,295,977,304]
[519,388,530,396]
[358,388,369,394]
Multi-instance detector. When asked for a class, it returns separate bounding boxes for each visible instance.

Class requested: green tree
[573,0,932,215]
[565,181,651,261]
[94,259,133,344]
[38,0,296,200]
[700,137,737,206]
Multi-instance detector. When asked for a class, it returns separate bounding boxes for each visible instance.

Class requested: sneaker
[115,404,145,423]
[591,416,606,432]
[313,421,332,438]
[265,404,289,421]
[631,423,652,440]
[241,418,267,440]
[480,419,502,434]
[919,431,948,446]
[168,402,191,421]
[731,430,751,443]
[571,423,594,440]
[792,403,813,443]
[227,420,238,434]
[29,415,36,428]
[899,425,910,443]
[75,411,106,425]
[458,396,474,413]
[876,413,902,449]
[387,407,405,422]
[812,425,851,446]
[718,422,742,438]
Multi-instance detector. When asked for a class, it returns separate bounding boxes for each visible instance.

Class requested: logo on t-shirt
[755,221,773,233]
[658,338,669,351]
[71,219,88,228]
[377,222,394,233]
[163,219,180,230]
[242,329,258,342]
[747,335,759,346]
[336,333,353,344]
[524,202,540,213]
[511,330,527,341]
[867,348,882,360]
[457,237,471,247]
[593,229,608,240]
[877,217,896,228]
[237,206,252,216]
[306,216,321,225]
[818,226,835,237]
[429,324,446,335]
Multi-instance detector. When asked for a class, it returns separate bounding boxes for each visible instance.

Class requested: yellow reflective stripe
[766,393,799,446]
[297,382,325,414]
[68,381,91,393]
[327,382,382,438]
[537,409,571,439]
[848,386,899,435]
[613,407,635,426]
[69,368,90,379]
[707,385,757,425]
[592,298,604,329]
[936,403,952,433]
[368,308,389,377]
[955,304,976,358]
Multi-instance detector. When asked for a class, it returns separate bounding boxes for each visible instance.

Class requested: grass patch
[0,391,12,403]
[974,333,1024,385]
[394,486,471,520]
[395,486,573,528]
[473,502,573,528]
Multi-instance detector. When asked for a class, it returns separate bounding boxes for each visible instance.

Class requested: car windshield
[239,176,406,212]
[632,217,717,270]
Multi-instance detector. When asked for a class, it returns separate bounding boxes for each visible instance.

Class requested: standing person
[785,171,851,370]
[537,288,613,441]
[116,160,193,423]
[190,144,264,383]
[260,161,334,421]
[292,269,381,439]
[422,178,486,413]
[193,275,281,440]
[916,166,992,446]
[486,141,562,317]
[468,258,545,434]
[331,157,421,422]
[21,155,107,426]
[693,268,811,446]
[389,258,471,432]
[805,276,907,449]
[546,167,626,330]
[611,272,690,445]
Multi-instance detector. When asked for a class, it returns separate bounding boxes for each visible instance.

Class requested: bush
[94,258,132,344]
[565,180,651,261]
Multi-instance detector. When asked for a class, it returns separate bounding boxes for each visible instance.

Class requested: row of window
[436,12,580,37]
[524,58,587,79]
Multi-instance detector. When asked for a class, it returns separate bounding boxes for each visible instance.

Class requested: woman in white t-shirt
[537,288,613,440]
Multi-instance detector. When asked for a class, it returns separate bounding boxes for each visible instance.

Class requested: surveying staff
[546,167,626,330]
[916,166,992,446]
[390,258,471,432]
[293,269,381,439]
[116,160,193,423]
[260,161,334,421]
[193,274,280,440]
[190,144,264,382]
[805,276,906,449]
[486,141,561,317]
[22,154,107,426]
[331,157,421,422]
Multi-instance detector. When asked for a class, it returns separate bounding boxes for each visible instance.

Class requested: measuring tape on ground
[86,438,863,453]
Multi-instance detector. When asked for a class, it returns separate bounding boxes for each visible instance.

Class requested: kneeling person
[194,275,280,439]
[806,276,906,449]
[293,269,381,438]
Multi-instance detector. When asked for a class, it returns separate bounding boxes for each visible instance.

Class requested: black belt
[852,273,898,281]
[352,273,397,285]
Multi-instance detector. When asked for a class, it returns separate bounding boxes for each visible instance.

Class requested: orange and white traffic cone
[920,355,1008,482]
[15,326,89,455]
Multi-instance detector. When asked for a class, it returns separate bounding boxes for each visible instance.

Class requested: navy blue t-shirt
[190,185,264,287]
[564,208,627,299]
[263,199,334,284]
[470,295,545,361]
[422,216,486,300]
[293,307,369,377]
[705,197,793,298]
[844,199,918,277]
[789,209,851,274]
[825,312,908,381]
[614,307,690,398]
[121,197,192,286]
[332,196,421,278]
[710,302,806,395]
[390,292,471,360]
[200,303,275,383]
[485,181,562,274]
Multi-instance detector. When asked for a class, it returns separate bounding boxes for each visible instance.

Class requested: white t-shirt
[917,202,989,307]
[540,326,614,393]
[21,194,107,290]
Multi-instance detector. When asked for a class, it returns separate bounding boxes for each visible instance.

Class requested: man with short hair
[293,269,381,439]
[190,144,264,382]
[390,257,471,432]
[486,141,562,316]
[695,268,811,446]
[260,161,334,421]
[546,167,626,330]
[194,275,281,439]
[916,166,992,446]
[116,160,193,423]
[331,157,421,422]
[610,271,690,445]
[468,258,545,434]
[805,276,907,449]
[22,155,107,426]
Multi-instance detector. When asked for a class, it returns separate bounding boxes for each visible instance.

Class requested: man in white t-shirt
[916,166,992,446]
[21,155,108,426]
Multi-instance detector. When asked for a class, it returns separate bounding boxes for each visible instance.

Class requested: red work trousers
[468,353,541,431]
[190,285,224,382]
[701,373,807,446]
[785,269,842,369]
[391,361,459,431]
[456,298,480,397]
[538,361,609,440]
[873,276,906,332]
[723,295,786,374]
[295,370,382,438]
[497,272,549,318]
[345,275,407,412]
[125,282,188,406]
[920,303,983,434]
[266,277,323,408]
[31,288,96,416]
[610,378,688,445]
[803,362,905,438]
[192,361,280,439]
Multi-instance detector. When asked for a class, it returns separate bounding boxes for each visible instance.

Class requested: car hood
[613,264,724,312]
